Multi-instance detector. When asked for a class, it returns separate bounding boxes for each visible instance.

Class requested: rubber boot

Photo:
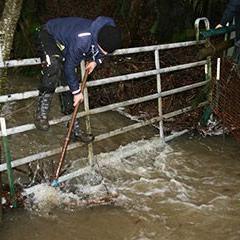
[71,119,94,143]
[34,92,53,131]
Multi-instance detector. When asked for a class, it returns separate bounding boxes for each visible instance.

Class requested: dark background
[0,0,228,59]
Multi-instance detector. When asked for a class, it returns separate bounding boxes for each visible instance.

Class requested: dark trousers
[36,26,74,115]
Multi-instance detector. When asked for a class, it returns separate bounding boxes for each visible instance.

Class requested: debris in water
[23,181,119,213]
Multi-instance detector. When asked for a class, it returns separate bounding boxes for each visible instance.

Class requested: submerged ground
[1,134,240,240]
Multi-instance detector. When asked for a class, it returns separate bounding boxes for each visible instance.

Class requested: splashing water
[23,137,168,212]
[2,135,240,240]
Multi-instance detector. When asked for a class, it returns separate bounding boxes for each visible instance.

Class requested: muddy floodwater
[1,134,240,240]
[1,76,240,239]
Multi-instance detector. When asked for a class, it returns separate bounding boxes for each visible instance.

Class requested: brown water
[1,134,240,240]
[1,76,240,239]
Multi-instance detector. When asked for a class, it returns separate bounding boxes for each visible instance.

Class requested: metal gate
[0,34,209,197]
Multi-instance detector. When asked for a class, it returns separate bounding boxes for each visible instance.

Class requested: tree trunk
[0,0,23,77]
[0,0,23,60]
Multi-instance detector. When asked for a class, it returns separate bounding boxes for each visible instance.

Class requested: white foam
[27,184,62,209]
[95,137,168,168]
[2,197,6,205]
[159,198,214,211]
[143,187,169,197]
[25,182,116,212]
[23,137,177,211]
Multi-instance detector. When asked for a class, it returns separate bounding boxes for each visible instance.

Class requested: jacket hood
[90,16,115,44]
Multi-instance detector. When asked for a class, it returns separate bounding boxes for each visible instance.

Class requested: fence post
[0,32,3,64]
[0,37,4,220]
[206,56,212,100]
[154,50,164,142]
[80,61,94,166]
[215,58,221,109]
[0,118,17,208]
[0,144,2,223]
[0,47,2,65]
[0,34,4,78]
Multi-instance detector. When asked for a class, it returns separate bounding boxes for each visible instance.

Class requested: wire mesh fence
[212,58,240,143]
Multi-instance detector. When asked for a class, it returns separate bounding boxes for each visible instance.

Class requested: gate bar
[0,118,17,207]
[0,101,207,173]
[0,60,207,103]
[0,40,206,69]
[81,62,94,166]
[154,49,164,141]
[0,80,209,137]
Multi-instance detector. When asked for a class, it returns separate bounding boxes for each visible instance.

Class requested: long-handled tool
[51,70,89,187]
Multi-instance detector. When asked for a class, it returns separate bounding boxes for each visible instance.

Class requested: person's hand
[73,92,84,107]
[85,61,97,74]
[215,24,223,29]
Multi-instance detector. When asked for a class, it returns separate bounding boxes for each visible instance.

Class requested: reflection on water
[1,135,240,240]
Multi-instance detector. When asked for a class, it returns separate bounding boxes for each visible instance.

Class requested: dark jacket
[46,16,115,94]
[220,0,240,26]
